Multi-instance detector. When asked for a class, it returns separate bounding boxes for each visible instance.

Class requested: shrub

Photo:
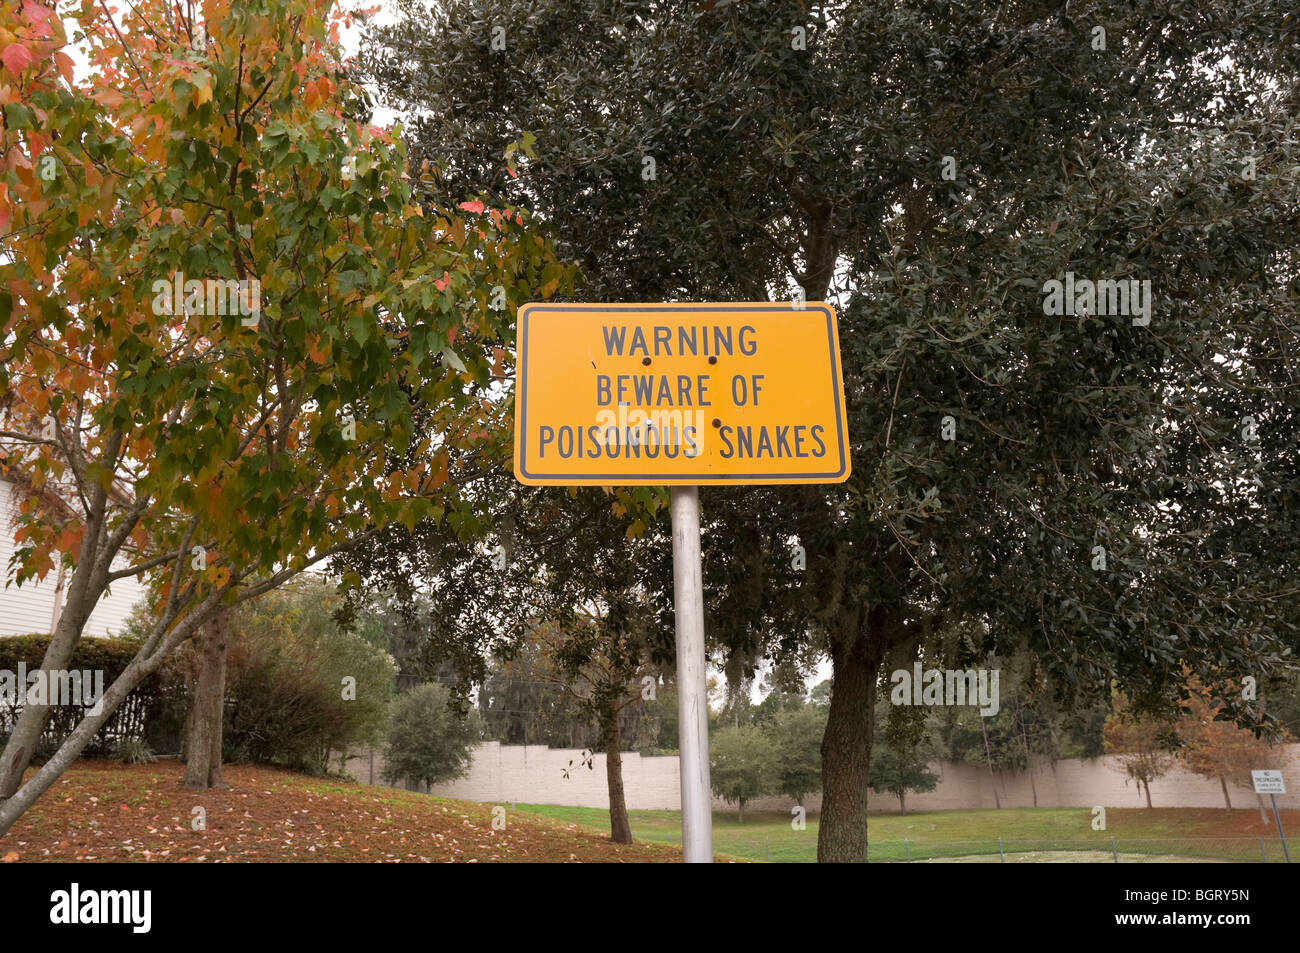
[382,682,480,788]
[113,737,156,764]
[221,580,398,773]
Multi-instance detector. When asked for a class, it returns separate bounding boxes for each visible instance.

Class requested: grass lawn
[0,760,700,863]
[514,803,1299,863]
[5,761,1290,863]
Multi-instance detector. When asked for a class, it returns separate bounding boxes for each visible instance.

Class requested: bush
[221,580,398,773]
[113,737,156,764]
[382,682,480,788]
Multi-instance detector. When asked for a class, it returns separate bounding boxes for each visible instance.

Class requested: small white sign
[1252,770,1286,795]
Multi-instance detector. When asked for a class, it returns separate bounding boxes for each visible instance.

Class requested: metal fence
[635,833,1292,862]
[869,836,1290,863]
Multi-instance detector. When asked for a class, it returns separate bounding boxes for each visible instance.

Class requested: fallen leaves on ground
[1,760,683,863]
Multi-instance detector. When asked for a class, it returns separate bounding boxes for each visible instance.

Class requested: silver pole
[671,485,712,863]
[1271,794,1290,863]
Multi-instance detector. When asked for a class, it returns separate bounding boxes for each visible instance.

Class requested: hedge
[0,634,186,759]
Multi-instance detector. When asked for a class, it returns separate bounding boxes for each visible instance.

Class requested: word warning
[514,302,850,485]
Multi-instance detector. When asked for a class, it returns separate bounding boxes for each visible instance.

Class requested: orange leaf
[53,51,74,84]
[92,86,124,109]
[431,455,448,490]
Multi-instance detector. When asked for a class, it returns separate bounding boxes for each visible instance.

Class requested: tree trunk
[1144,779,1152,808]
[899,792,906,814]
[603,709,632,844]
[1219,775,1232,812]
[980,715,1001,809]
[183,609,229,790]
[1018,705,1037,808]
[0,468,136,803]
[816,603,884,863]
[0,582,100,799]
[738,798,744,824]
[0,602,206,837]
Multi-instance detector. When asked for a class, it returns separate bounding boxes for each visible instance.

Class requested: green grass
[512,804,1294,863]
[514,804,814,861]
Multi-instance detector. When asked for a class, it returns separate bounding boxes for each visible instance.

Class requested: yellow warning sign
[514,302,850,485]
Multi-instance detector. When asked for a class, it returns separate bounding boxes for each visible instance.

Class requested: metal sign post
[670,485,712,863]
[1270,795,1290,864]
[1252,770,1289,863]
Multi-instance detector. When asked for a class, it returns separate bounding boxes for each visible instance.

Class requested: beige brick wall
[345,740,1300,813]
[345,741,683,809]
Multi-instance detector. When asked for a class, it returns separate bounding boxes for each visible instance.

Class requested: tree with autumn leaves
[0,0,570,835]
[1105,680,1285,811]
[1176,678,1279,814]
[1102,693,1176,809]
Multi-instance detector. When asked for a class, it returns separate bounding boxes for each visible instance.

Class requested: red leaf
[458,200,485,214]
[1,44,35,77]
[22,0,54,25]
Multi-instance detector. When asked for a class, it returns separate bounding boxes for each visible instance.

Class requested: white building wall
[0,479,149,638]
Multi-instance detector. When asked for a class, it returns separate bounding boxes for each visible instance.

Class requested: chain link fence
[868,836,1290,863]
[636,833,1291,862]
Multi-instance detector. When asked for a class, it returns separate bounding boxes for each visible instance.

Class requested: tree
[1176,679,1276,813]
[1264,670,1300,740]
[338,468,667,846]
[927,653,1072,809]
[871,698,938,814]
[365,1,1300,861]
[767,699,827,806]
[478,634,588,748]
[534,612,658,845]
[478,636,661,752]
[0,0,563,834]
[382,683,480,789]
[642,680,680,754]
[868,745,939,816]
[1103,695,1177,809]
[709,724,776,823]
